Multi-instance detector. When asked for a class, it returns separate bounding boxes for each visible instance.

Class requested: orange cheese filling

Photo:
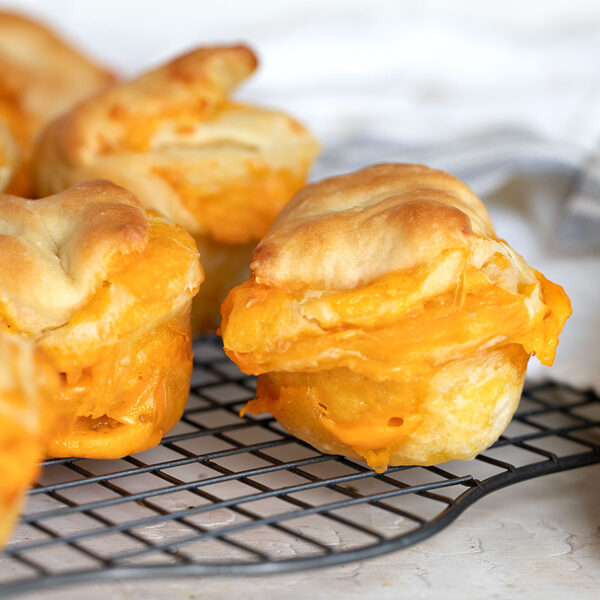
[251,367,424,451]
[224,258,571,379]
[0,416,42,544]
[226,255,571,468]
[109,101,220,154]
[0,340,57,546]
[34,215,200,459]
[0,390,45,525]
[153,163,307,244]
[45,308,192,459]
[101,100,310,244]
[250,343,530,472]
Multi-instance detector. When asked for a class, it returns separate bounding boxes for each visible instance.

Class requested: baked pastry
[0,180,203,458]
[0,118,16,192]
[0,332,58,547]
[221,164,572,472]
[0,11,114,195]
[34,45,320,333]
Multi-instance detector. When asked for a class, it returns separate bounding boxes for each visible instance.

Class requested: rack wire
[1,336,598,597]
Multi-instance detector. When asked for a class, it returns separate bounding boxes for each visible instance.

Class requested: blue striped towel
[313,128,600,249]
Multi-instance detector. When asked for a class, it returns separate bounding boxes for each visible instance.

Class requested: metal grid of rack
[1,336,598,597]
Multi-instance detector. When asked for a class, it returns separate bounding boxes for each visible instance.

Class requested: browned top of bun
[251,163,500,290]
[0,180,149,335]
[54,45,258,163]
[34,45,319,242]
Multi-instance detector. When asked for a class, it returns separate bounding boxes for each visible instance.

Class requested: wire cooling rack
[1,336,599,598]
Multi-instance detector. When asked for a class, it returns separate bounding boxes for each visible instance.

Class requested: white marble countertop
[24,464,600,600]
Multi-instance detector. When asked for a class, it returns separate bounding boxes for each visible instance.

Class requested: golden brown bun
[34,45,319,242]
[0,180,149,335]
[33,44,319,333]
[0,12,115,133]
[254,163,516,290]
[0,332,58,547]
[256,345,528,471]
[0,11,114,194]
[0,180,203,458]
[221,163,572,471]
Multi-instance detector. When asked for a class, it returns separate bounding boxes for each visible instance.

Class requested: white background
[2,0,600,149]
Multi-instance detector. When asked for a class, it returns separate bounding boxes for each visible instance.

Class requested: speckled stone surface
[23,464,600,600]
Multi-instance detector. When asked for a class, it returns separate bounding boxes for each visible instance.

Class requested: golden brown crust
[0,180,150,335]
[34,45,320,242]
[55,46,257,163]
[251,163,497,290]
[0,12,114,140]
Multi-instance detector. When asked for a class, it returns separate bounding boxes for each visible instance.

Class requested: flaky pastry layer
[0,181,152,336]
[34,46,320,244]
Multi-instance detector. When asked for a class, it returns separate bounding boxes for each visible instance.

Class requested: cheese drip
[228,255,571,470]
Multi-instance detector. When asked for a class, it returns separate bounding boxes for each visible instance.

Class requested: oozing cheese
[0,336,57,545]
[248,344,530,472]
[223,256,571,379]
[45,307,192,459]
[227,253,571,470]
[0,213,201,460]
[153,162,307,243]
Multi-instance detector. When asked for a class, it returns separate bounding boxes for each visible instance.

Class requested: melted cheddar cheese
[248,344,529,472]
[224,257,570,377]
[45,309,192,458]
[106,102,218,155]
[153,162,308,244]
[33,214,201,459]
[0,336,57,545]
[226,253,571,471]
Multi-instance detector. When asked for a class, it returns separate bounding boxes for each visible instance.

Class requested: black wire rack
[1,336,598,598]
